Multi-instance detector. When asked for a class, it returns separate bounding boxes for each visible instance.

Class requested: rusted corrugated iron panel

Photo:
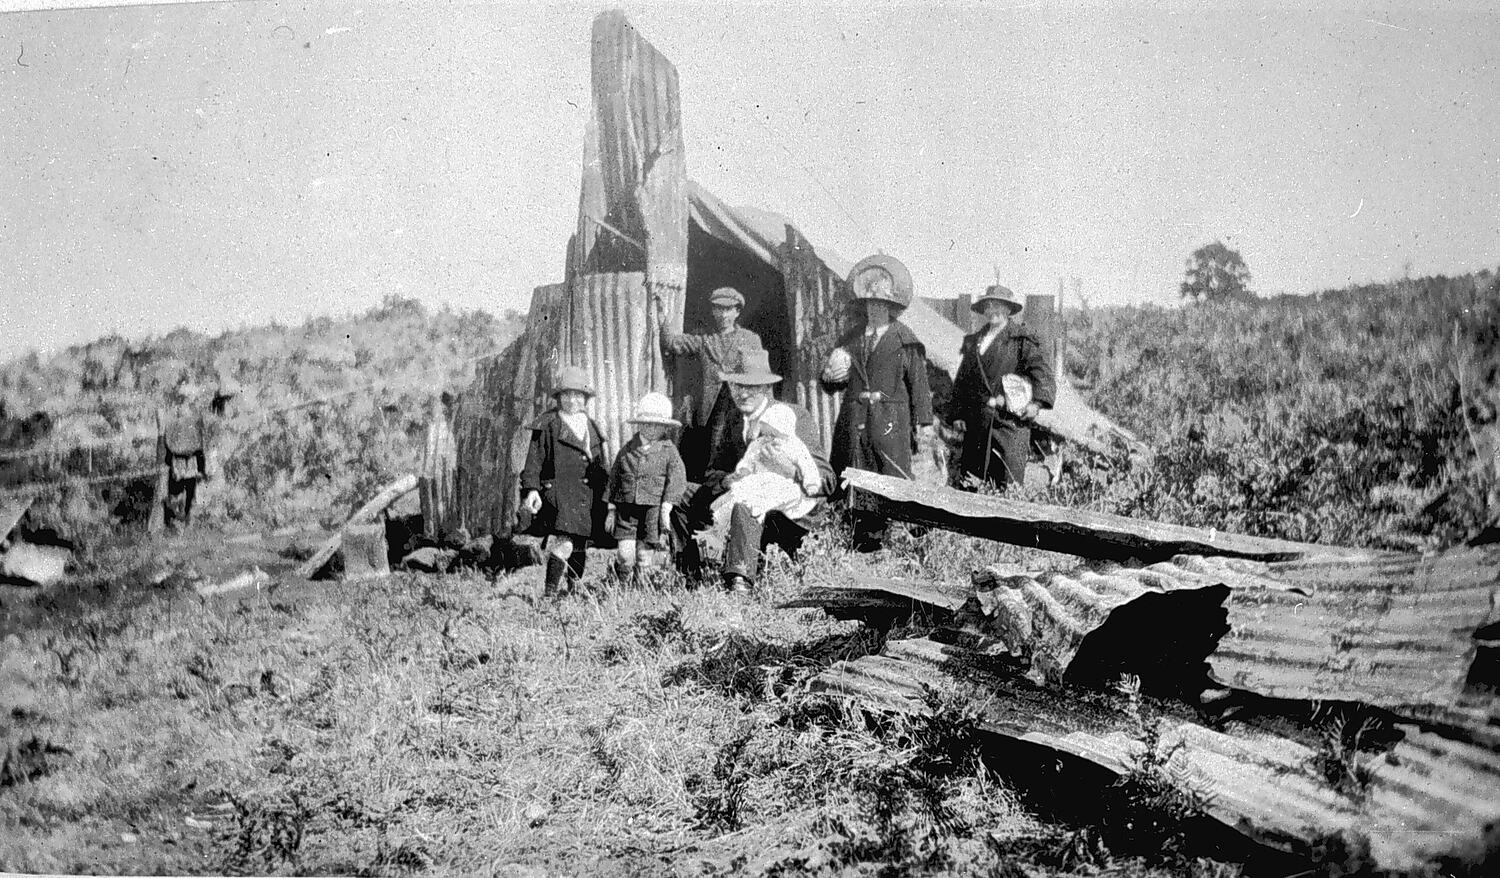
[1192,549,1500,709]
[819,637,1500,871]
[816,637,1362,858]
[419,409,459,540]
[960,551,1496,710]
[453,284,568,537]
[580,12,687,302]
[1363,724,1500,871]
[845,468,1380,563]
[569,272,668,455]
[779,224,847,451]
[961,562,1263,687]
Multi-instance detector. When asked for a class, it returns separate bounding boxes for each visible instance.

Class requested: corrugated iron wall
[779,224,848,451]
[570,271,666,455]
[419,407,459,540]
[453,283,568,537]
[580,11,687,309]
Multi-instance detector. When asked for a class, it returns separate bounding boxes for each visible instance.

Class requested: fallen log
[295,474,418,579]
[0,540,70,587]
[843,468,1382,563]
[779,575,971,626]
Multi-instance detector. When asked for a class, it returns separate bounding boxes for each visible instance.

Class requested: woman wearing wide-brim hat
[819,254,936,485]
[520,365,611,597]
[952,284,1056,490]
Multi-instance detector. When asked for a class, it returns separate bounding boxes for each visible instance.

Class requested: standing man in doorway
[656,287,764,477]
[952,285,1056,490]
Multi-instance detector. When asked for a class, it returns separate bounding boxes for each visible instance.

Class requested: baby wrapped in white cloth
[712,403,822,525]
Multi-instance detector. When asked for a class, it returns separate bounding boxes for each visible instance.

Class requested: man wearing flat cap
[952,284,1056,490]
[657,286,765,427]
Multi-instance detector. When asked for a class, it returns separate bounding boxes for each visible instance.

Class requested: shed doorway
[669,220,793,479]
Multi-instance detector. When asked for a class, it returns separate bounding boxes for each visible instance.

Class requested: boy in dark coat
[609,391,687,583]
[520,366,610,598]
[952,285,1057,489]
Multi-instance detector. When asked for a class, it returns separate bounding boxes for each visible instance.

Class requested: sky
[1,0,1497,354]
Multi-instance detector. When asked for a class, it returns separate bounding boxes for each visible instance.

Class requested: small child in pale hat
[715,403,822,525]
[608,391,687,583]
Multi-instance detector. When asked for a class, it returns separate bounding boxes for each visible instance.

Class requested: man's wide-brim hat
[551,365,595,398]
[973,284,1024,315]
[719,349,781,386]
[708,287,745,309]
[847,254,914,309]
[628,391,680,427]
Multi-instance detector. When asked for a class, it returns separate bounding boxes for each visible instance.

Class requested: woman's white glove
[522,491,543,514]
[822,347,852,382]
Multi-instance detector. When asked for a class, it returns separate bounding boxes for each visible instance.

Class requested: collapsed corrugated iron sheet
[1364,724,1500,871]
[815,637,1363,857]
[1190,550,1499,709]
[961,549,1497,710]
[815,636,1500,871]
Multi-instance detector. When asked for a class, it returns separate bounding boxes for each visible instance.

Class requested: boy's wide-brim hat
[719,349,781,386]
[847,254,913,309]
[973,284,1024,315]
[551,365,595,397]
[628,391,680,426]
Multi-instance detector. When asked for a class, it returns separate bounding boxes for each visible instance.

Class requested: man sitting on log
[669,350,834,592]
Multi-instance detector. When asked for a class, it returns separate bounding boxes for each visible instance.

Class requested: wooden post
[147,406,167,534]
[1023,294,1057,360]
[955,293,975,331]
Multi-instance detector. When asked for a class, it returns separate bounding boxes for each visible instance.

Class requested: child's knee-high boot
[567,546,588,582]
[544,555,568,599]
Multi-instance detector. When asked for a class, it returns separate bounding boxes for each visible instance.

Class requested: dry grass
[1,531,1076,876]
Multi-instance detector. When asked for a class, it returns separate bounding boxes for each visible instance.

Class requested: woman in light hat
[952,285,1056,490]
[520,366,610,598]
[608,391,687,584]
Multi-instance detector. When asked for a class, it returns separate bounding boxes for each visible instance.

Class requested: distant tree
[1180,241,1253,303]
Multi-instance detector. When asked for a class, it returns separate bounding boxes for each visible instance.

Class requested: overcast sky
[2,1,1496,354]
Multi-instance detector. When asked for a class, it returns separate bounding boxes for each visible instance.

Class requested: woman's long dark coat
[519,410,609,540]
[953,322,1056,487]
[822,320,934,479]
